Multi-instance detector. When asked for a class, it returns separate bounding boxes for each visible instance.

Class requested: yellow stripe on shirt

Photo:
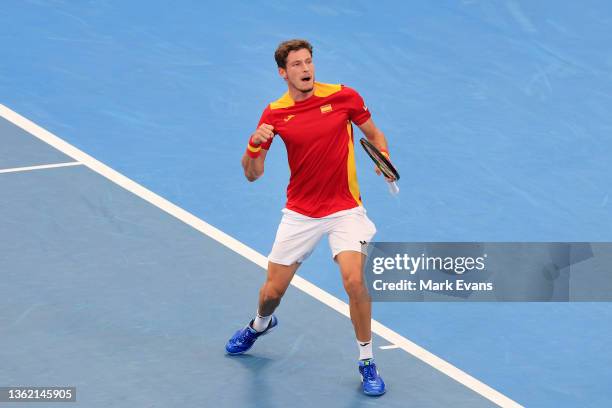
[346,121,362,206]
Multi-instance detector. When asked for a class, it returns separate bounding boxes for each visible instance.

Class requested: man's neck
[288,85,315,102]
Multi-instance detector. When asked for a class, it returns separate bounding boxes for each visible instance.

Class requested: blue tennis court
[1,2,611,407]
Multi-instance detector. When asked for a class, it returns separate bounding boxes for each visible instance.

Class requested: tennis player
[225,39,392,396]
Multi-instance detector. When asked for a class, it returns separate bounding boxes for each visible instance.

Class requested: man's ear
[278,67,287,80]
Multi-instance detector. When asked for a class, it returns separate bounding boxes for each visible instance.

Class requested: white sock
[252,312,272,332]
[357,338,373,360]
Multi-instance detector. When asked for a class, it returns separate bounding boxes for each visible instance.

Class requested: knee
[343,275,368,299]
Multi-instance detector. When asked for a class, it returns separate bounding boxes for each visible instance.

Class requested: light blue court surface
[1,1,612,406]
[1,117,494,406]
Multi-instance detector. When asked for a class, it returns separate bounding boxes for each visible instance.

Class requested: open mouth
[301,76,312,82]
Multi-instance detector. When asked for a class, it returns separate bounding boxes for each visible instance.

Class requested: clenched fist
[250,123,275,145]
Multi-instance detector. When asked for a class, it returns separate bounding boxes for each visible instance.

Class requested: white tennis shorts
[268,206,377,266]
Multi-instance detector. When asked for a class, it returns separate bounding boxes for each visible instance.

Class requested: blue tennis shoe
[359,359,386,396]
[225,315,278,355]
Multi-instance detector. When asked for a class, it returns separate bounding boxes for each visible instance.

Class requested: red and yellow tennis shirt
[257,82,371,218]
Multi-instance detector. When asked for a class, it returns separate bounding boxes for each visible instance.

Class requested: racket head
[359,138,400,181]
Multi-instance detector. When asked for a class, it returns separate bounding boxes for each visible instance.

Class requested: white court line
[380,344,400,350]
[0,104,522,408]
[0,161,82,174]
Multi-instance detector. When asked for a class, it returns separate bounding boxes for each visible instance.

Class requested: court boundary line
[0,161,82,174]
[0,104,522,408]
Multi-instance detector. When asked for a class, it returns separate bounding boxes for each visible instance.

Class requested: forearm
[358,118,390,155]
[242,152,265,182]
[366,128,389,153]
[242,123,274,182]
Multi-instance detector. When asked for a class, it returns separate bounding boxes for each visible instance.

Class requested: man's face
[280,48,315,94]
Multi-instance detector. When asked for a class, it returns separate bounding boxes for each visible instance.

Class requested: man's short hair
[274,39,313,69]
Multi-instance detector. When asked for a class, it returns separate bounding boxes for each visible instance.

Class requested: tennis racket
[359,137,400,195]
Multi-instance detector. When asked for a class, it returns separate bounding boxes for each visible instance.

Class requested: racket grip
[387,181,399,195]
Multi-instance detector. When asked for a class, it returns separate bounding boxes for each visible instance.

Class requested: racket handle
[387,181,399,195]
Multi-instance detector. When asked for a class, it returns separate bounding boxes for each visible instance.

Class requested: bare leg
[225,261,301,354]
[335,251,371,341]
[257,261,301,316]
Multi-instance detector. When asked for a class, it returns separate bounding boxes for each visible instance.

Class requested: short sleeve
[256,106,275,150]
[344,86,371,126]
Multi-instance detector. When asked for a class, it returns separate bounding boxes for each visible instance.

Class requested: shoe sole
[363,389,386,396]
[225,349,248,355]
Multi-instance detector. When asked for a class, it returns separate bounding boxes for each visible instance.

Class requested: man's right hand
[250,123,275,146]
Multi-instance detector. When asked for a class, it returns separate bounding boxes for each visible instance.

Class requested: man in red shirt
[226,39,392,396]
